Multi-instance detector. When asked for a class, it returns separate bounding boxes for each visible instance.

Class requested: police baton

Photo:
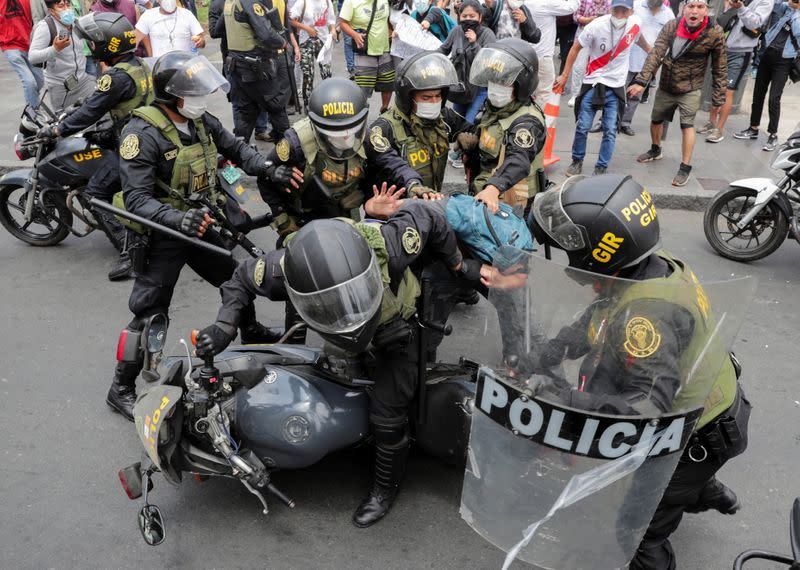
[88,198,233,258]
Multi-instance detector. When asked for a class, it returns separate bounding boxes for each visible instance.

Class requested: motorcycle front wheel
[703,186,789,262]
[0,184,72,246]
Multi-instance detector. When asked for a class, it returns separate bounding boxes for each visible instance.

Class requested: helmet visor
[162,55,230,97]
[532,182,586,251]
[74,14,104,41]
[404,52,460,90]
[313,122,367,159]
[285,254,384,334]
[469,47,525,88]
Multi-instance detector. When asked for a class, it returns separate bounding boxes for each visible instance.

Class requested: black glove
[179,207,209,237]
[195,324,235,357]
[263,164,295,186]
[36,125,58,140]
[456,259,482,283]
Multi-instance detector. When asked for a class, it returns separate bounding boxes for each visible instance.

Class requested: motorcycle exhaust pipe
[64,190,97,237]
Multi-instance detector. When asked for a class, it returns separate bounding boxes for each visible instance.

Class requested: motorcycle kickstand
[137,465,166,546]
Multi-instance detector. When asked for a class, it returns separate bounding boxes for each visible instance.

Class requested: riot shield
[461,254,756,570]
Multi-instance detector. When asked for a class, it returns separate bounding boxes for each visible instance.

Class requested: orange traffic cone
[542,89,562,167]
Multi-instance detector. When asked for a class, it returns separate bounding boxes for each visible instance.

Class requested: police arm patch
[119,134,140,160]
[369,125,391,153]
[402,227,421,254]
[276,139,291,162]
[97,74,113,92]
[253,258,266,287]
[253,2,265,16]
[512,127,534,149]
[623,316,661,358]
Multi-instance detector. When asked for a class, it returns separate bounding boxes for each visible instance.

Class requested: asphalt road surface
[1,207,798,569]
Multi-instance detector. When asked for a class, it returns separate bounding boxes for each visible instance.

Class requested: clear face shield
[468,47,525,88]
[313,121,368,160]
[531,180,587,252]
[285,254,384,335]
[405,52,461,91]
[161,54,230,97]
[74,14,105,42]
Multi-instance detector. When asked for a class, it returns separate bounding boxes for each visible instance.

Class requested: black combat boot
[240,321,285,344]
[352,423,410,528]
[108,251,133,281]
[106,361,141,422]
[685,478,741,515]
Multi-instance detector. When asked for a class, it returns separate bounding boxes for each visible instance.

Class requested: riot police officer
[261,77,427,238]
[107,52,282,421]
[195,203,485,527]
[366,51,470,194]
[36,12,153,281]
[526,174,751,570]
[224,0,293,142]
[461,38,548,213]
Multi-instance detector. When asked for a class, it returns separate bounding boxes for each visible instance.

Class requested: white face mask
[178,95,208,119]
[160,0,177,13]
[414,101,441,120]
[487,82,515,108]
[611,16,628,28]
[507,0,524,9]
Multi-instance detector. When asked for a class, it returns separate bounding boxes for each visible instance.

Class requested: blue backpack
[445,193,535,269]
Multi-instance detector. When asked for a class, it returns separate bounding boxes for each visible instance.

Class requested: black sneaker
[763,133,778,151]
[733,127,759,140]
[637,147,663,163]
[672,166,691,187]
[592,166,607,176]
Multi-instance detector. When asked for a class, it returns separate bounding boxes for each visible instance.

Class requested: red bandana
[676,16,708,40]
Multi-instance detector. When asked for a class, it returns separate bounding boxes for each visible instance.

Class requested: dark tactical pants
[228,55,291,143]
[84,152,125,250]
[629,386,751,570]
[365,324,420,428]
[127,231,258,328]
[299,37,332,106]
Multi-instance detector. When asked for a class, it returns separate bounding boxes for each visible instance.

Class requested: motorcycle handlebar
[249,213,274,230]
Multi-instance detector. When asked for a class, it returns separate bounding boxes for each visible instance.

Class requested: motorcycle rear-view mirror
[790,497,800,561]
[138,504,165,546]
[145,314,169,353]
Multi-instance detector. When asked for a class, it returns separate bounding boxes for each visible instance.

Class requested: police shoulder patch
[369,125,390,153]
[253,2,265,16]
[623,316,662,358]
[276,139,291,162]
[402,227,421,254]
[512,127,533,149]
[119,134,140,160]
[97,74,113,92]
[253,258,266,287]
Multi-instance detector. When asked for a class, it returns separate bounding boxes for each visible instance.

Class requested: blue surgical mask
[415,1,429,13]
[58,7,76,26]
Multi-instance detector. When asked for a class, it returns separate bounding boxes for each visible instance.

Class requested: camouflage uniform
[299,36,332,106]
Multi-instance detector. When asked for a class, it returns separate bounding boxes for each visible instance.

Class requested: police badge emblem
[513,128,534,149]
[369,126,390,153]
[623,316,662,358]
[119,134,140,160]
[402,227,421,254]
[97,74,113,92]
[276,139,291,162]
[253,259,266,287]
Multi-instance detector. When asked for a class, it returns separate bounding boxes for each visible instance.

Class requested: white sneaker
[568,96,576,108]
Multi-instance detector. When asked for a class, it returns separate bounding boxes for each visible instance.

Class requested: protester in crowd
[29,0,96,110]
[555,0,651,176]
[290,0,336,113]
[555,14,577,74]
[700,0,773,143]
[527,0,580,105]
[339,0,394,111]
[32,0,96,74]
[629,0,725,186]
[1,0,44,109]
[483,0,542,43]
[134,0,204,57]
[619,0,674,135]
[439,0,495,167]
[410,0,454,41]
[90,0,146,56]
[568,0,610,107]
[734,0,800,151]
[338,0,355,77]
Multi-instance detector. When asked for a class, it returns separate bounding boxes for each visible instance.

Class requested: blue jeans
[343,34,355,74]
[4,49,43,108]
[255,111,270,134]
[572,85,620,169]
[452,88,488,123]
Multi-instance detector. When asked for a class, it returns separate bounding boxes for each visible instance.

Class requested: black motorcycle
[733,498,800,568]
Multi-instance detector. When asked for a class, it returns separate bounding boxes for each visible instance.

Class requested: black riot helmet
[283,219,384,353]
[394,51,460,115]
[74,12,136,62]
[151,52,229,105]
[307,78,369,160]
[528,174,661,275]
[469,37,539,102]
